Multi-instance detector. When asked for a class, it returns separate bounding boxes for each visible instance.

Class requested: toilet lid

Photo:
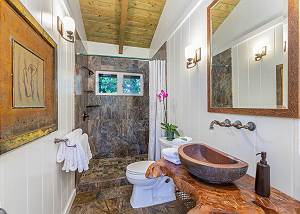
[126,161,155,175]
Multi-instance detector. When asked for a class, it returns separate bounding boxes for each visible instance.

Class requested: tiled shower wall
[76,56,149,158]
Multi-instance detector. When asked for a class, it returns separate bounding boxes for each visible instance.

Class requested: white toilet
[126,160,176,208]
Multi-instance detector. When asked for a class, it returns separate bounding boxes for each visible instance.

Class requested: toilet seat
[126,160,176,208]
[126,161,155,176]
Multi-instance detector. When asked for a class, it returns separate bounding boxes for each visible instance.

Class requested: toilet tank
[159,137,177,157]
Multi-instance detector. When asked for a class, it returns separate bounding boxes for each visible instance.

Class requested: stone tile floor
[77,155,148,193]
[71,156,191,214]
[69,192,190,214]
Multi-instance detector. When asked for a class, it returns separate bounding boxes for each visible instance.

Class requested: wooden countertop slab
[156,159,300,214]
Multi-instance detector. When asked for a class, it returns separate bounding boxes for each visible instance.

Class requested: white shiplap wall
[159,0,300,200]
[0,0,81,213]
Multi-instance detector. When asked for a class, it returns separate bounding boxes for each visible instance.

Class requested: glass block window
[123,75,142,95]
[98,74,118,94]
[96,71,143,96]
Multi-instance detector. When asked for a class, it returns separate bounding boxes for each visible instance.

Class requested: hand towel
[57,129,84,172]
[161,148,181,165]
[163,156,181,165]
[71,133,92,172]
[62,135,78,172]
[161,148,178,159]
[56,128,83,163]
[80,133,92,161]
[75,141,88,173]
[56,141,66,163]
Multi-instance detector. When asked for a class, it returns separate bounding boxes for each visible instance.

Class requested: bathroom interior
[1,0,300,213]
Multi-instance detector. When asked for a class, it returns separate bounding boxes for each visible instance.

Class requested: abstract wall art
[13,41,45,108]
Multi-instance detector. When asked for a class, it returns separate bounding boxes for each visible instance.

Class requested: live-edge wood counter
[156,159,300,214]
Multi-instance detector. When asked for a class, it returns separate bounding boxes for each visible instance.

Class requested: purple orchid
[157,90,168,102]
[157,89,168,123]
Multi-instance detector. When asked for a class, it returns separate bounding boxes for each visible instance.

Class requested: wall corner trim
[63,189,76,214]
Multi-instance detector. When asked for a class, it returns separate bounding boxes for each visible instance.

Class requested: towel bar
[54,138,76,148]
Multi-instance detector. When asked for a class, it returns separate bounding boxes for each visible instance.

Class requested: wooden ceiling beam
[119,0,129,54]
[79,0,166,50]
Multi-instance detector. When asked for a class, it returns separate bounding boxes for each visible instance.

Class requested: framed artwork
[0,0,57,155]
[13,40,45,108]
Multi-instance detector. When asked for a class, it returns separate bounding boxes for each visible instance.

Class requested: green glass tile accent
[123,75,142,94]
[99,74,118,93]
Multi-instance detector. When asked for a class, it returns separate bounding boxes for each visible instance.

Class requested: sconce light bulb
[62,16,75,34]
[185,45,195,60]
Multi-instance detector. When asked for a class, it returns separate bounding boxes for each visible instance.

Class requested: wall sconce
[254,46,267,61]
[57,16,75,43]
[185,45,201,69]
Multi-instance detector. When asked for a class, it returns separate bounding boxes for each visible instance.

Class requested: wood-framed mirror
[207,0,300,118]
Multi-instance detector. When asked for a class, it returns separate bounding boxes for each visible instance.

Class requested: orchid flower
[157,90,168,102]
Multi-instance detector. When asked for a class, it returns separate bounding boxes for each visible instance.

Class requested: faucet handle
[245,122,256,131]
[232,120,242,129]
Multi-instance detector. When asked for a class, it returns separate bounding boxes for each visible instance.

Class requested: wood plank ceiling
[211,0,240,33]
[80,0,166,53]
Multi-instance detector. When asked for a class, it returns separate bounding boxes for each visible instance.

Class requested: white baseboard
[63,189,76,214]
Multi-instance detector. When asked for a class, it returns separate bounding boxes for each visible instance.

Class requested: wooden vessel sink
[178,143,248,184]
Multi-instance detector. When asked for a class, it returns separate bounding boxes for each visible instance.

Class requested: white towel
[162,148,178,159]
[164,155,181,165]
[57,129,81,163]
[80,133,92,161]
[56,128,82,163]
[62,143,77,172]
[56,140,66,163]
[75,141,88,173]
[61,130,80,172]
[162,148,181,165]
[75,133,92,172]
[57,129,91,173]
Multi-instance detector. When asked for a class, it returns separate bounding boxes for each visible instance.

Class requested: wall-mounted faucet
[210,119,256,131]
[83,111,89,121]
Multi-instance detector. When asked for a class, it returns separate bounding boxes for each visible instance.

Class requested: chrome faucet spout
[209,119,231,129]
[209,119,256,131]
[209,120,217,129]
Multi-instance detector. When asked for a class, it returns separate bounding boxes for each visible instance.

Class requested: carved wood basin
[178,143,248,184]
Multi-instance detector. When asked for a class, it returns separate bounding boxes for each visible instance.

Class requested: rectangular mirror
[207,0,300,117]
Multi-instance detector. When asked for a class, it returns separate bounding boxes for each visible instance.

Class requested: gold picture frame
[0,0,57,155]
